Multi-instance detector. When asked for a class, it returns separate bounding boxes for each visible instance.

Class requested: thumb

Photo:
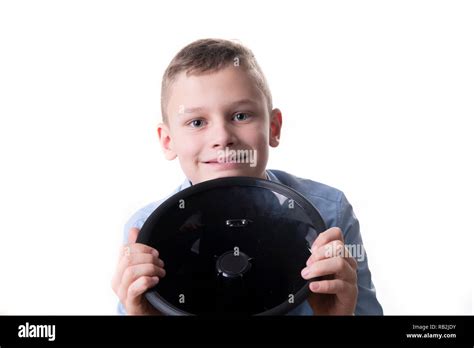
[127,227,140,244]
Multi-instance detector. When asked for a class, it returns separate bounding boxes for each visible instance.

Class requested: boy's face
[158,66,282,185]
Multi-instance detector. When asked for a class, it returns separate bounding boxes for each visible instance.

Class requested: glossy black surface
[137,177,326,315]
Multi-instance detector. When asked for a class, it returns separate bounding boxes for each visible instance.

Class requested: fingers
[121,243,159,259]
[307,239,345,265]
[307,240,358,271]
[304,226,360,314]
[302,256,357,283]
[344,253,358,270]
[311,227,344,251]
[125,276,160,310]
[112,243,161,291]
[308,278,357,295]
[115,252,165,288]
[128,227,140,244]
[117,264,166,303]
[122,264,166,288]
[112,227,165,303]
[116,227,158,264]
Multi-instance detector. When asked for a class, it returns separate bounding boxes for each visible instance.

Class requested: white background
[0,0,472,315]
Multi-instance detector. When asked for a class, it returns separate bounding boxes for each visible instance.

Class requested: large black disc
[136,176,326,315]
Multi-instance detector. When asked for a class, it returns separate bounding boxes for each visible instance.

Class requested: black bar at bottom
[0,315,472,346]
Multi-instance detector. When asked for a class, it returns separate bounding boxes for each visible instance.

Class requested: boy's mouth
[203,158,220,164]
[201,149,257,168]
[203,156,247,164]
[202,159,245,167]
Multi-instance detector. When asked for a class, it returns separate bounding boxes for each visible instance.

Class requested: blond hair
[161,38,272,123]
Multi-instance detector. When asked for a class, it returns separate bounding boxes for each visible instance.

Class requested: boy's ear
[269,108,282,147]
[157,123,177,160]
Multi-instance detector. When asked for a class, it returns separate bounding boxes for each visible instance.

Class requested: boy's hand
[111,227,166,315]
[301,227,358,315]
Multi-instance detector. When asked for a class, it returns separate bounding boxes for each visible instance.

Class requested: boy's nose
[211,122,237,149]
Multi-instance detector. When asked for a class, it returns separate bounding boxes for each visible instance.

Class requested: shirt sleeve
[338,193,384,315]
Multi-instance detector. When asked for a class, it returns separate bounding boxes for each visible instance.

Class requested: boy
[111,38,383,316]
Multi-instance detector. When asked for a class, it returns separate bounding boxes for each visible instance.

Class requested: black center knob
[216,251,251,279]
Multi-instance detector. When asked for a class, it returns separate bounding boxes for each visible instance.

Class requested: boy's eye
[232,112,250,121]
[189,119,206,128]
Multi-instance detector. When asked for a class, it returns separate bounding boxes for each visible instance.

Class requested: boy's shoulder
[267,169,352,229]
[268,169,345,204]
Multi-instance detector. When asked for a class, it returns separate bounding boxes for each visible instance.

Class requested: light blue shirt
[118,169,383,315]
